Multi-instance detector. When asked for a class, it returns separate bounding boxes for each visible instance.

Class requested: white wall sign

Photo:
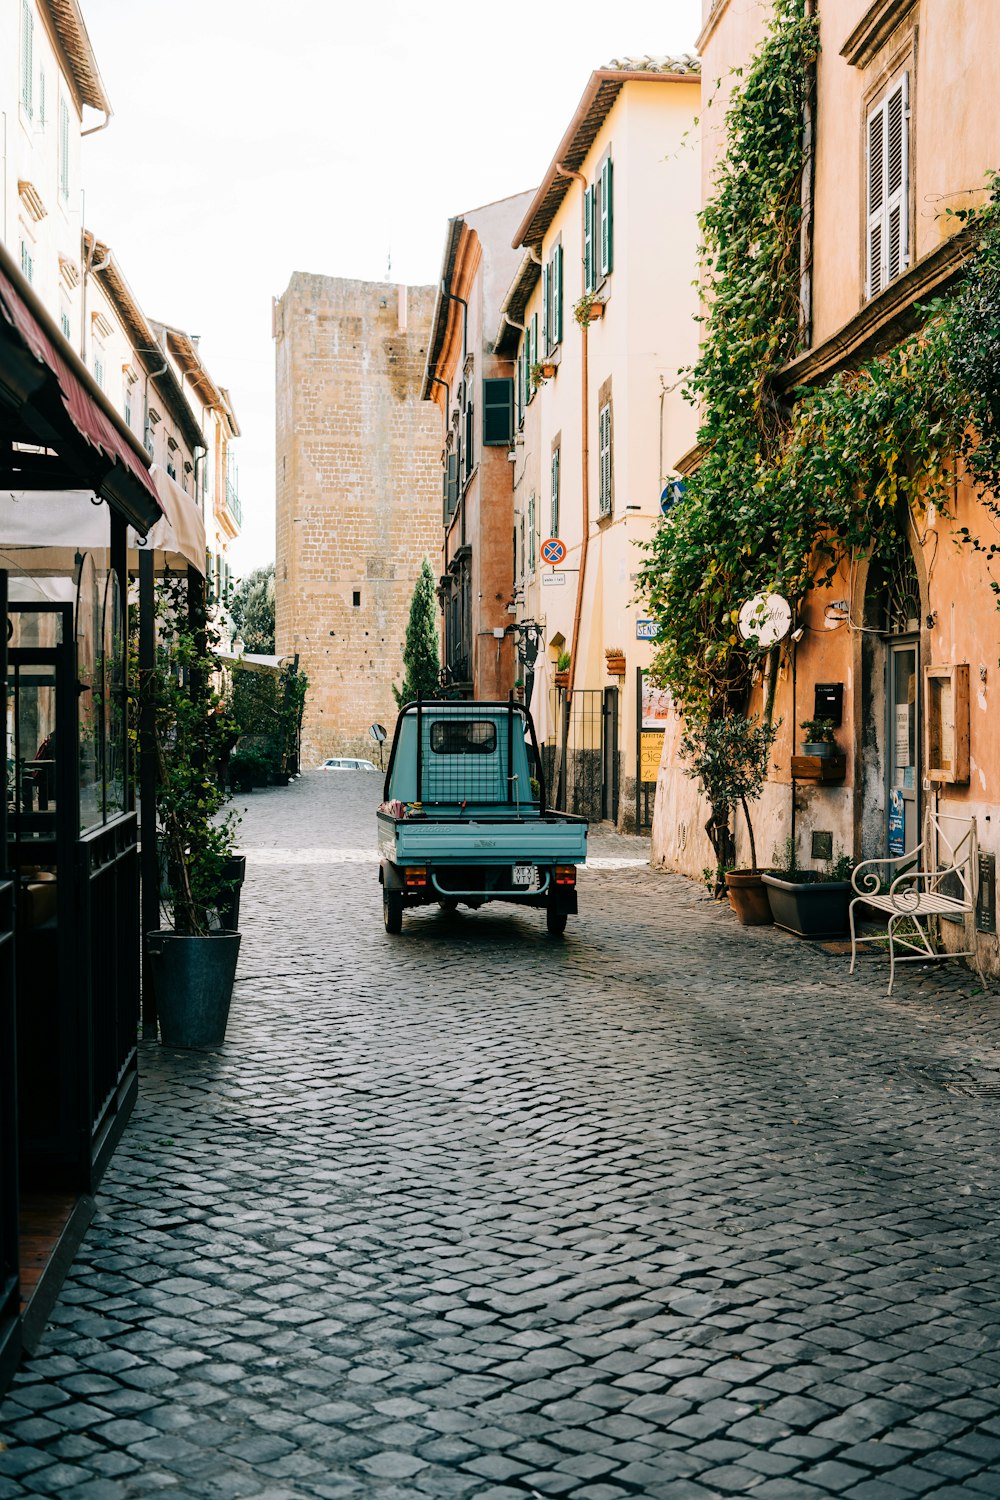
[737,593,791,647]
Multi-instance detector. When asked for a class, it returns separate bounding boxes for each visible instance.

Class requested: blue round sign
[660,478,686,516]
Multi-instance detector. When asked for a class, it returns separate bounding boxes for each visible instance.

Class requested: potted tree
[763,845,855,938]
[554,651,571,689]
[144,575,243,1049]
[680,711,779,925]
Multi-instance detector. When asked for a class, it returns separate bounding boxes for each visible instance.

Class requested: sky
[81,0,703,576]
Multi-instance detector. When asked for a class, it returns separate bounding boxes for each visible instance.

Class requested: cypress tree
[394,558,440,705]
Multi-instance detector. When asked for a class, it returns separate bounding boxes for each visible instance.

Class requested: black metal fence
[548,688,606,822]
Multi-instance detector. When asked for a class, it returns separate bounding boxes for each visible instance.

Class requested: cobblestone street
[3,771,1000,1498]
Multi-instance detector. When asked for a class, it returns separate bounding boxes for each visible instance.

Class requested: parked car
[318,756,379,772]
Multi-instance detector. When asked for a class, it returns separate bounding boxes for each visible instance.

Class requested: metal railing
[224,477,242,529]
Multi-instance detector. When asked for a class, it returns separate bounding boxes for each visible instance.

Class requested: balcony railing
[224,477,242,529]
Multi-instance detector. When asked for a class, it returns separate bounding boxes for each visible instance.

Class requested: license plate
[513,864,534,886]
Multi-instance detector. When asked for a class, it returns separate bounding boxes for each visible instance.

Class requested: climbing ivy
[638,0,1000,721]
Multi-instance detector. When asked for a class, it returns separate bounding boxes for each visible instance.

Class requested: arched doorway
[859,535,924,859]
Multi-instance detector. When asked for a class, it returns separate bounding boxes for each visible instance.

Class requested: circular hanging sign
[737,592,792,647]
[660,478,686,516]
[540,537,567,566]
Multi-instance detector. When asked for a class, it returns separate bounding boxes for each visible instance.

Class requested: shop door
[601,688,619,823]
[887,638,920,858]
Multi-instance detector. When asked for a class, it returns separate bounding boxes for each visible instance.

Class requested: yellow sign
[640,730,663,784]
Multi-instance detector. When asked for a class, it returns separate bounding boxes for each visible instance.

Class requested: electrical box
[811,830,834,861]
[814,683,844,727]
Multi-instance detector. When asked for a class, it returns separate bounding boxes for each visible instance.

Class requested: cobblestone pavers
[3,771,1000,1497]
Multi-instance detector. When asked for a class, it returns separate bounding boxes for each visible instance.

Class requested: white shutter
[886,73,909,282]
[598,404,612,516]
[600,158,614,277]
[866,73,909,299]
[554,244,563,345]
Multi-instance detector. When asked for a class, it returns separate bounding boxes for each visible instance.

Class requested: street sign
[542,573,567,587]
[660,478,685,516]
[540,537,567,566]
[636,619,658,641]
[369,723,387,743]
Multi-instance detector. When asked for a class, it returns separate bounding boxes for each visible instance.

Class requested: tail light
[404,866,428,888]
[555,865,576,887]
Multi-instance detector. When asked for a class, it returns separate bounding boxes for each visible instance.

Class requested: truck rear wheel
[546,907,567,937]
[383,891,403,934]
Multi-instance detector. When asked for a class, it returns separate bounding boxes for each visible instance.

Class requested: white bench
[849,813,982,994]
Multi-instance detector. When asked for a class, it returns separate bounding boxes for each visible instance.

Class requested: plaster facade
[273,275,440,765]
[654,0,1000,976]
[504,66,700,829]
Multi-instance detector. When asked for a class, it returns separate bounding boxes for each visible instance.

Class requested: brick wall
[274,276,441,764]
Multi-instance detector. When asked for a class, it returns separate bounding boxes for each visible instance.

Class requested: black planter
[217,854,246,933]
[761,873,852,938]
[146,931,242,1048]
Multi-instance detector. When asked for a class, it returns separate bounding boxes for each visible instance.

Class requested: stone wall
[274,276,441,764]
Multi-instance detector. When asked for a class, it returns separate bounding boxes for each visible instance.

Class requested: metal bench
[849,813,982,994]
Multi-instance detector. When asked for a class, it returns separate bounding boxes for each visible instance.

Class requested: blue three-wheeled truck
[377,699,588,935]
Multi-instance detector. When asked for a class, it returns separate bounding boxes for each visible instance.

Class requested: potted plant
[574,292,604,326]
[554,651,571,689]
[763,845,855,938]
[143,574,243,1049]
[529,362,552,391]
[800,717,837,757]
[680,711,779,925]
[605,647,626,676]
[513,676,525,702]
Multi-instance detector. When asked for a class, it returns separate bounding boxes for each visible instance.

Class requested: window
[482,377,513,446]
[526,314,539,401]
[445,449,458,518]
[430,720,497,755]
[598,401,613,517]
[58,98,70,201]
[542,242,563,353]
[584,155,613,293]
[20,241,34,285]
[352,590,361,607]
[123,381,132,428]
[37,68,45,127]
[866,73,909,299]
[516,337,527,425]
[551,445,561,536]
[20,1,33,117]
[93,354,104,388]
[527,493,536,576]
[60,306,71,340]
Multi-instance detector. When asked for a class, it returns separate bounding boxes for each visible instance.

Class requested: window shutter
[866,98,885,298]
[465,398,474,477]
[584,186,595,293]
[482,377,513,446]
[446,451,458,515]
[528,494,536,574]
[541,263,549,355]
[600,158,614,277]
[38,68,45,127]
[59,98,70,199]
[21,1,33,116]
[530,313,538,386]
[598,404,612,516]
[551,447,560,536]
[885,73,909,283]
[554,244,563,345]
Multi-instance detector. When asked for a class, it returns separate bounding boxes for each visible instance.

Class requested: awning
[0,241,163,534]
[0,466,205,577]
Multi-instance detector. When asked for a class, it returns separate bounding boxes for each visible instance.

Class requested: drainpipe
[442,286,468,365]
[81,111,112,138]
[555,162,590,704]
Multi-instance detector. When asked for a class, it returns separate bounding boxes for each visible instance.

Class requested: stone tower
[274,276,441,765]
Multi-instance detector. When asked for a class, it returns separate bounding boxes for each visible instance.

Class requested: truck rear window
[430,720,497,755]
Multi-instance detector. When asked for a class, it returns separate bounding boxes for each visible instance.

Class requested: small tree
[230,563,275,654]
[680,712,779,883]
[394,558,440,705]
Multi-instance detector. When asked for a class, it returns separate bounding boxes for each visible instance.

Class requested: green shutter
[554,245,563,345]
[601,158,614,277]
[584,186,594,293]
[59,98,70,199]
[483,377,513,446]
[21,1,33,116]
[551,447,560,536]
[541,263,549,355]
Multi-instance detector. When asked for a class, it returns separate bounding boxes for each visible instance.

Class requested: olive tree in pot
[680,711,779,925]
[144,575,242,1048]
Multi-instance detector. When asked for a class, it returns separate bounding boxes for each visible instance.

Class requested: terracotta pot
[554,670,569,689]
[605,656,626,676]
[724,869,774,926]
